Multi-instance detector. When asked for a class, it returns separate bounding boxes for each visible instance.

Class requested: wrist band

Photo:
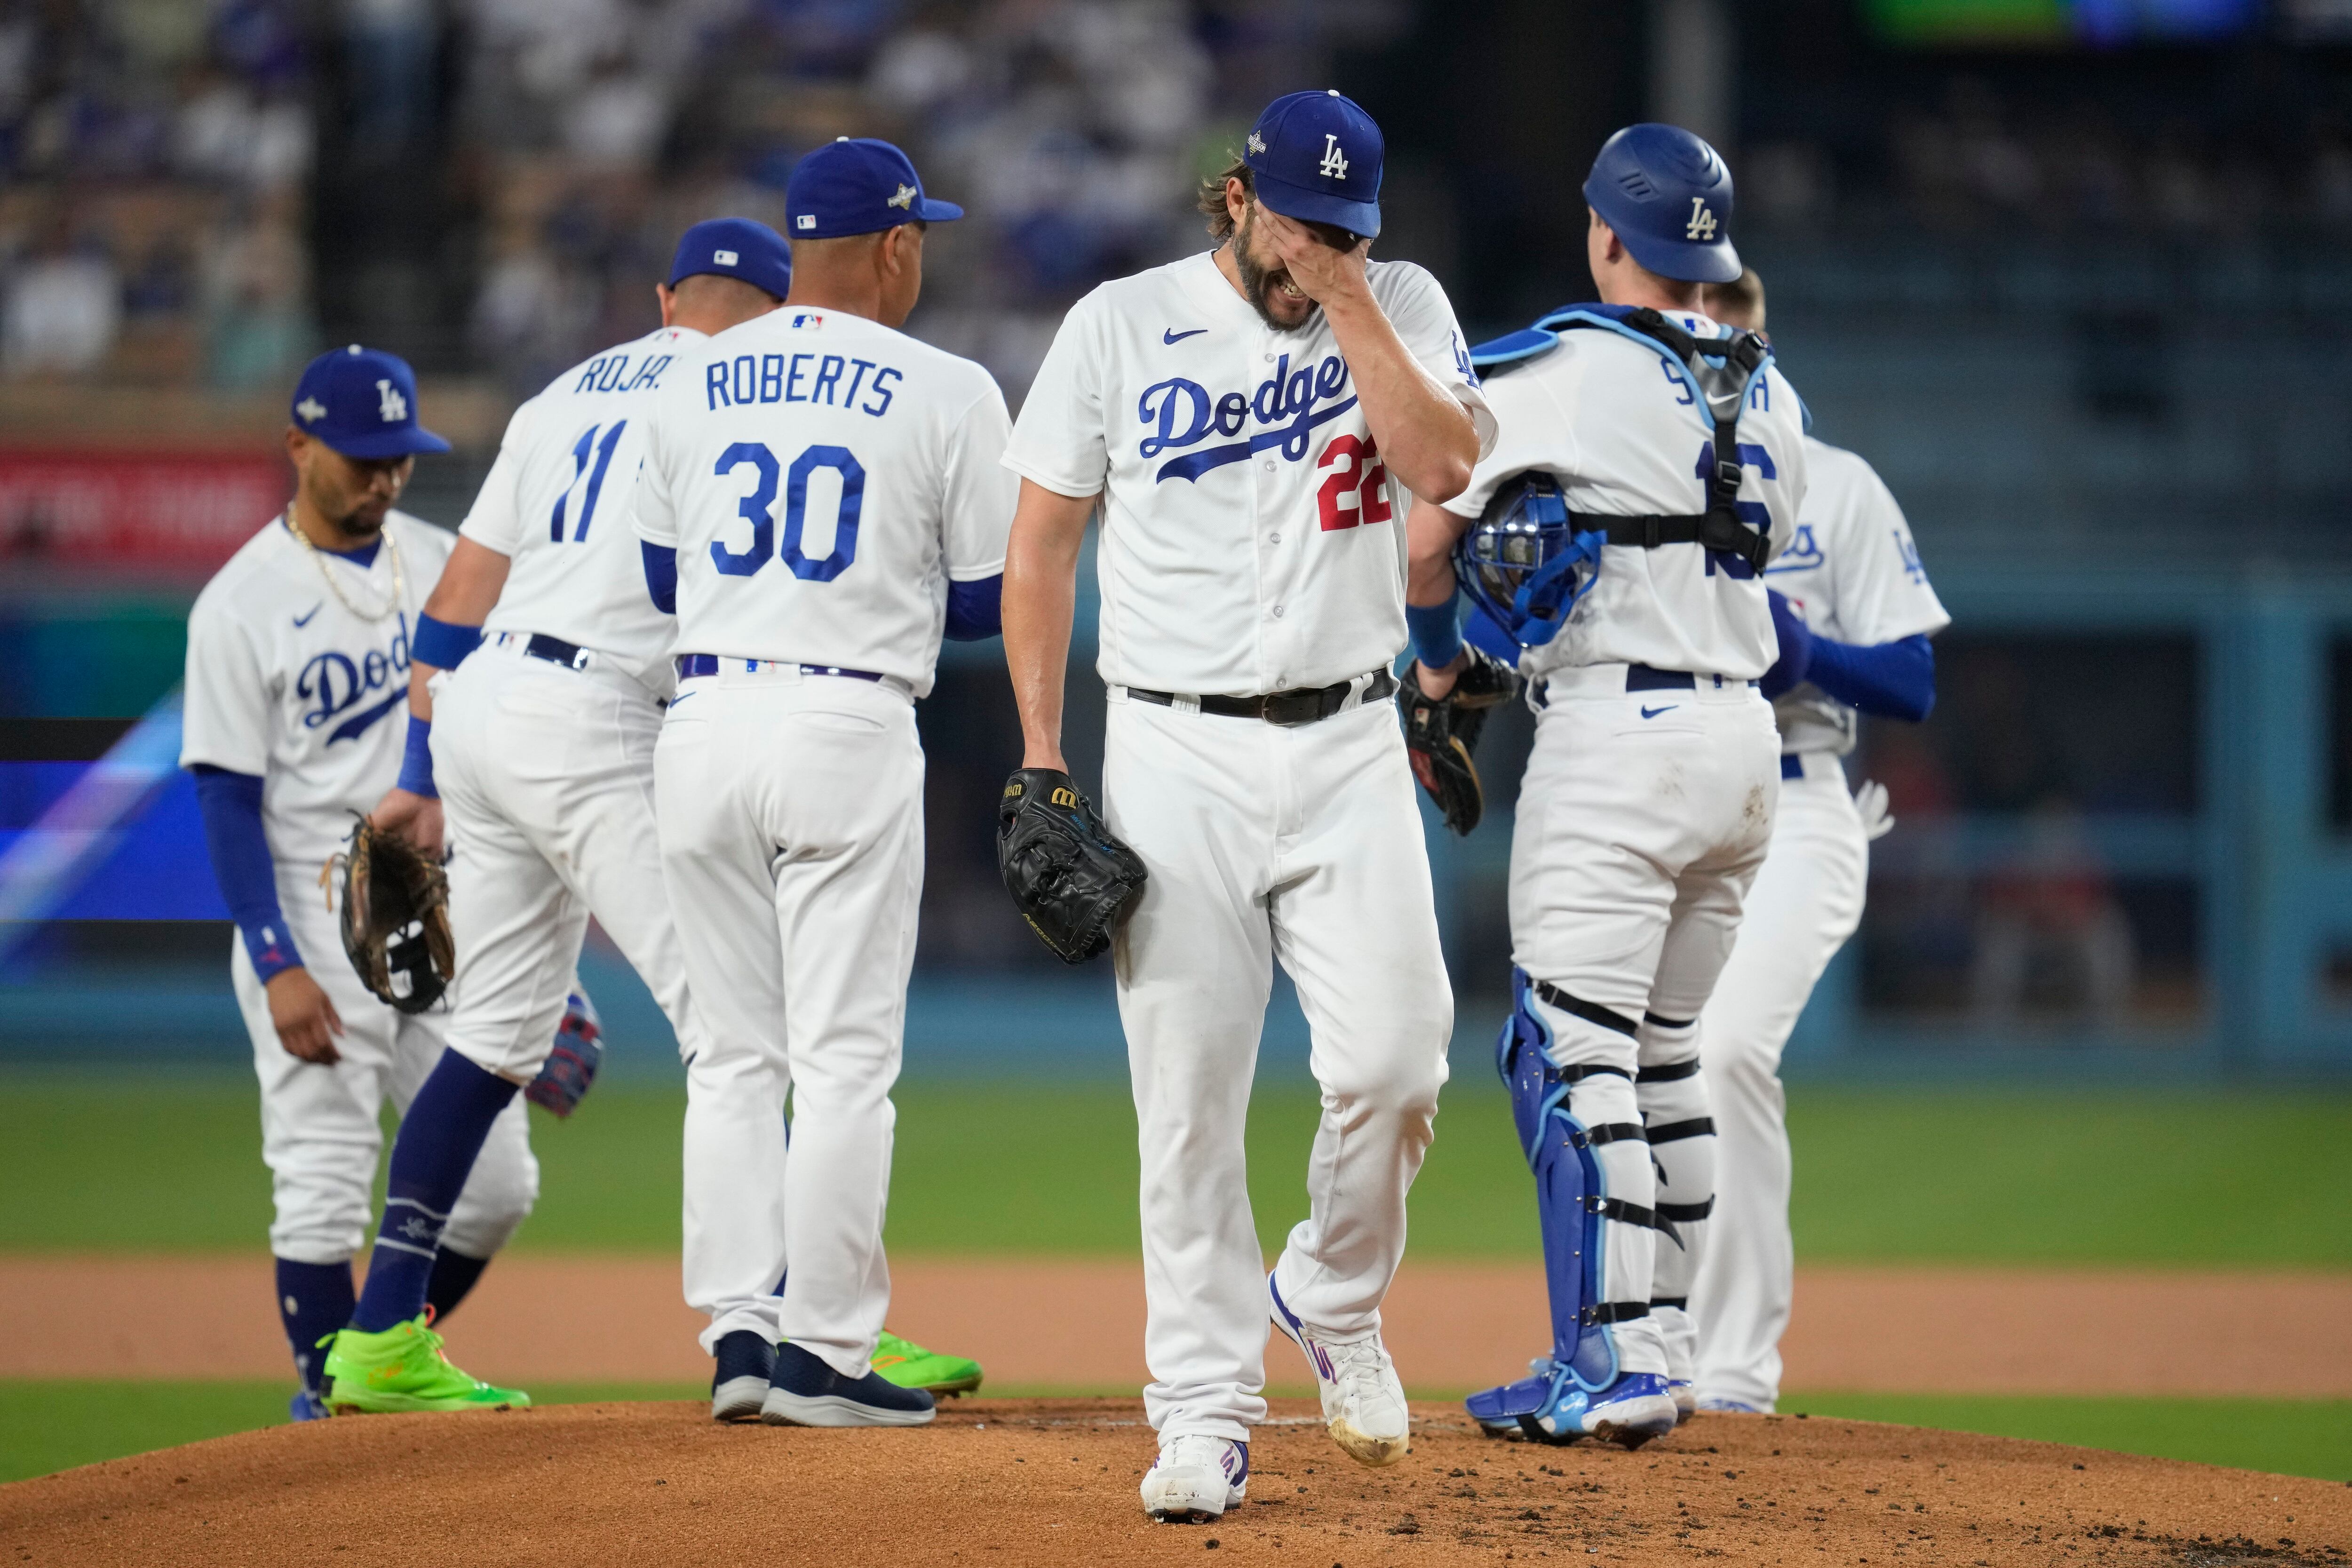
[412,613,483,671]
[397,716,437,799]
[1405,597,1464,669]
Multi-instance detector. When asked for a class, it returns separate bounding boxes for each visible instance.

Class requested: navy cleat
[760,1340,936,1428]
[711,1329,776,1423]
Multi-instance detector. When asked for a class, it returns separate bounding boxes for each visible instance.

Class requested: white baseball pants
[432,637,707,1082]
[1510,668,1780,1380]
[1102,690,1453,1445]
[231,892,538,1265]
[653,667,924,1376]
[1690,760,1868,1411]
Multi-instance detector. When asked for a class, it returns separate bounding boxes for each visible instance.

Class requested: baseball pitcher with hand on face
[1405,125,1807,1449]
[1000,90,1492,1521]
[180,348,540,1423]
[635,140,1011,1430]
[1685,267,1948,1416]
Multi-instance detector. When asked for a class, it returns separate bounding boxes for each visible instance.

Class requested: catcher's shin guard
[1635,1017,1714,1329]
[1498,970,1672,1392]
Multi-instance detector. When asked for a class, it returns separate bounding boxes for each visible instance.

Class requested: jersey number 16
[711,441,865,582]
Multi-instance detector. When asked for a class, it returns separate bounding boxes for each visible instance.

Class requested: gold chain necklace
[283,506,406,623]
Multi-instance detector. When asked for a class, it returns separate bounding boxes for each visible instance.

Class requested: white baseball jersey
[1762,437,1950,756]
[632,308,1014,697]
[181,509,451,869]
[1003,251,1494,698]
[1446,311,1808,682]
[461,325,706,693]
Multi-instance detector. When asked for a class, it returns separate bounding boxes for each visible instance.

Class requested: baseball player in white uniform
[182,347,538,1422]
[313,221,790,1415]
[633,139,1010,1428]
[1686,268,1949,1415]
[1000,91,1491,1520]
[1406,126,1806,1448]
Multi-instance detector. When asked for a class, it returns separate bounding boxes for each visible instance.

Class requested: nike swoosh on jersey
[293,604,322,628]
[1162,327,1208,344]
[1639,704,1679,719]
[326,687,405,745]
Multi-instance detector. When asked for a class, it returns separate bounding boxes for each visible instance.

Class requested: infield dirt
[5,1398,2347,1568]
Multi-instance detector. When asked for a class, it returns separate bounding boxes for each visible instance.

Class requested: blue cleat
[760,1341,935,1427]
[1465,1361,1678,1450]
[289,1388,331,1422]
[711,1329,776,1423]
[1696,1396,1767,1415]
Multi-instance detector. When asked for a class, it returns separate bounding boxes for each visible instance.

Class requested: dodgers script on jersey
[182,510,452,870]
[1003,252,1493,697]
[461,325,703,692]
[1763,437,1950,755]
[1449,311,1807,681]
[632,309,1014,696]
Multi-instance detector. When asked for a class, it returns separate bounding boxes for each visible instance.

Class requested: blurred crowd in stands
[0,0,312,387]
[0,0,1375,401]
[9,0,2349,398]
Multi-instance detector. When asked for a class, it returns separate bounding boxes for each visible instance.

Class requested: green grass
[3,1383,2344,1487]
[1780,1393,2352,1483]
[0,1380,703,1484]
[1,1071,2346,1264]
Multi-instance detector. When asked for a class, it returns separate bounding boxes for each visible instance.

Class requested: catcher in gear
[325,814,453,1014]
[997,767,1148,962]
[1400,644,1521,835]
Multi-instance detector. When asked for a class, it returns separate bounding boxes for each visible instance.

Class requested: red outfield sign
[0,451,288,575]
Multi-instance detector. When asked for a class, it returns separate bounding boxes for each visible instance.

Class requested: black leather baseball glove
[1401,647,1522,836]
[325,816,454,1014]
[996,767,1147,964]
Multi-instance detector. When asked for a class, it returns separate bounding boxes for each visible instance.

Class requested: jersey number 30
[711,442,864,581]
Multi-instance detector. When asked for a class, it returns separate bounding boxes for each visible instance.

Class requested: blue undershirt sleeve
[191,764,302,982]
[944,574,1004,641]
[641,541,678,615]
[1802,632,1936,723]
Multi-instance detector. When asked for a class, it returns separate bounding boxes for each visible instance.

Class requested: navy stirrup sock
[275,1258,353,1394]
[351,1051,518,1333]
[425,1248,491,1322]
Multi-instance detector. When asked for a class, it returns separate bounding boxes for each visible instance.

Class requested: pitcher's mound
[5,1398,2345,1566]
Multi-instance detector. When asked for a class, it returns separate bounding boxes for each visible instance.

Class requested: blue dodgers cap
[1242,89,1383,240]
[668,217,793,299]
[288,345,450,459]
[785,138,963,240]
[1582,123,1741,285]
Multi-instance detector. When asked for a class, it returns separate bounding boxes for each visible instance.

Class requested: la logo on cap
[714,248,739,264]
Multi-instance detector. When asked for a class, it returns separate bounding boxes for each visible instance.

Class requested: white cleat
[1669,1378,1698,1425]
[1141,1434,1249,1523]
[1268,1272,1410,1467]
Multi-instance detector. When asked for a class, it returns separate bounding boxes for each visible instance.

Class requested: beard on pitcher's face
[1232,204,1316,333]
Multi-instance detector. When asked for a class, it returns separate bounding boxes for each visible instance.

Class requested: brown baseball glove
[323,816,454,1014]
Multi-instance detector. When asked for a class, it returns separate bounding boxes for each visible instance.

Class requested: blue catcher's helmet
[1582,123,1740,285]
[1454,473,1608,649]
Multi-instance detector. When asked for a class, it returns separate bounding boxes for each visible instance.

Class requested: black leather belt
[1124,668,1396,727]
[522,633,591,670]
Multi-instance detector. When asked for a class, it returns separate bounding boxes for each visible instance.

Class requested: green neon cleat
[869,1329,984,1396]
[322,1314,532,1415]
